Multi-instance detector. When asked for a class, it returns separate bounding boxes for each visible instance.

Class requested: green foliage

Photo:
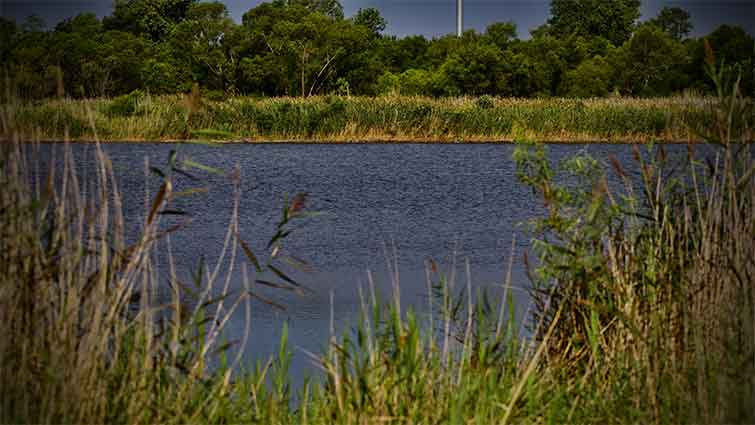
[3,60,754,425]
[512,68,755,422]
[475,95,495,109]
[440,42,507,96]
[2,0,753,99]
[353,7,386,36]
[561,55,614,97]
[613,23,689,96]
[7,95,703,143]
[650,6,693,40]
[104,0,197,41]
[548,0,641,46]
[107,89,146,116]
[289,0,344,19]
[484,22,517,49]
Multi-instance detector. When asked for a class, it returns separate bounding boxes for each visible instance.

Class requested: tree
[240,0,373,96]
[650,6,692,40]
[381,35,429,72]
[9,17,57,99]
[485,22,517,50]
[613,24,688,96]
[548,0,640,46]
[561,55,614,97]
[0,18,18,65]
[439,41,506,95]
[353,8,386,36]
[690,25,755,95]
[289,0,343,19]
[104,0,196,41]
[505,33,569,96]
[169,2,238,91]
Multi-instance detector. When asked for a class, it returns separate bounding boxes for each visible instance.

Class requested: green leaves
[548,0,641,47]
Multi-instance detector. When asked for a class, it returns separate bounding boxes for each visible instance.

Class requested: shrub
[107,89,145,117]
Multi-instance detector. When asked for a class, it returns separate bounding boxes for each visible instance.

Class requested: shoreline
[3,95,748,144]
[6,137,718,145]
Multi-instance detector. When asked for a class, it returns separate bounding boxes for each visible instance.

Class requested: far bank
[2,94,748,143]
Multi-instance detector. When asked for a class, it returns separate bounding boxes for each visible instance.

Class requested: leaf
[238,237,263,273]
[172,166,200,182]
[149,166,165,179]
[255,279,301,292]
[159,210,191,217]
[267,229,292,250]
[147,180,171,226]
[212,340,240,356]
[247,290,286,311]
[282,255,313,273]
[174,187,209,198]
[168,150,178,169]
[182,159,225,176]
[268,264,302,288]
[201,292,234,310]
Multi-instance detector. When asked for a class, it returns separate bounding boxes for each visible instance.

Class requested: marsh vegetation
[1,94,727,143]
[1,59,753,424]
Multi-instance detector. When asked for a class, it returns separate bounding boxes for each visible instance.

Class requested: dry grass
[2,94,738,143]
[0,66,753,424]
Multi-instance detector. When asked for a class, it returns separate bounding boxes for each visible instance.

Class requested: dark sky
[2,0,753,39]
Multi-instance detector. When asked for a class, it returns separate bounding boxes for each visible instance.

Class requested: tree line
[1,0,753,100]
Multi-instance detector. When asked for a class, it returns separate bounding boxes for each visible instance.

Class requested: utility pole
[456,0,463,37]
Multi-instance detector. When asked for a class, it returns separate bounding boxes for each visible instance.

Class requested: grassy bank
[1,93,738,143]
[1,69,754,424]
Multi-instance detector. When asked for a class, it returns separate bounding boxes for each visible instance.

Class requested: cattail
[703,39,716,67]
[289,192,308,214]
[609,154,626,178]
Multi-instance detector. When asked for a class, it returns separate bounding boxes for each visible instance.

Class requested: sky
[2,0,753,39]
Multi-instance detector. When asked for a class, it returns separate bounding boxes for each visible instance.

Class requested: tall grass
[516,65,755,422]
[0,123,313,422]
[0,136,246,422]
[2,94,731,143]
[1,64,753,424]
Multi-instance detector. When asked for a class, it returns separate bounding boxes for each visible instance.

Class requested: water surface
[33,142,720,382]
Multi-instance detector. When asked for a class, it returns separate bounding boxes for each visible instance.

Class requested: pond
[32,142,718,384]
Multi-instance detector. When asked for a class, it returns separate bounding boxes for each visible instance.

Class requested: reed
[0,112,312,422]
[1,94,735,143]
[516,64,755,423]
[0,64,752,424]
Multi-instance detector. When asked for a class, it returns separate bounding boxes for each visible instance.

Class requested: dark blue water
[30,142,721,382]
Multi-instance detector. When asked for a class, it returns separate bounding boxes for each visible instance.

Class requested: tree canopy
[650,6,693,40]
[548,0,641,46]
[1,0,753,100]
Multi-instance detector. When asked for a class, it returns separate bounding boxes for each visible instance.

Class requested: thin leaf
[238,237,263,273]
[172,166,200,182]
[182,159,225,176]
[147,180,170,226]
[267,230,292,250]
[149,167,165,179]
[174,187,209,198]
[255,279,301,293]
[159,210,191,217]
[268,264,303,289]
[248,291,286,311]
[281,255,313,273]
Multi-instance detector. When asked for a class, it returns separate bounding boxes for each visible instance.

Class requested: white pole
[456,0,463,37]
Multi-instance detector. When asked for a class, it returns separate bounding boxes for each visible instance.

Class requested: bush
[106,89,145,117]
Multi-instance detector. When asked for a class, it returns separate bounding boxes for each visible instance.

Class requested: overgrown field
[1,92,735,143]
[1,69,754,424]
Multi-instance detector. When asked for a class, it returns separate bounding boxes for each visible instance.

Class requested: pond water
[32,142,720,383]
